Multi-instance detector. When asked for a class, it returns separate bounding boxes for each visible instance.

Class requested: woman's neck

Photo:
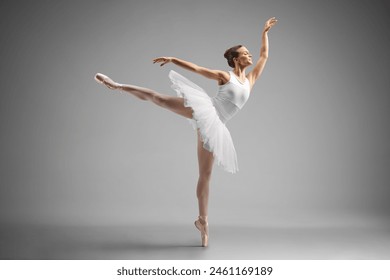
[233,67,247,82]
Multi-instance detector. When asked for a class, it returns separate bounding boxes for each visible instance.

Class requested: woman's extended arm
[153,57,229,85]
[247,17,277,89]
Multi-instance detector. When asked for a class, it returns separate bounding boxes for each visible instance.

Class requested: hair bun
[223,50,230,59]
[223,45,243,68]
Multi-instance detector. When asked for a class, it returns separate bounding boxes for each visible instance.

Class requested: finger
[270,20,277,26]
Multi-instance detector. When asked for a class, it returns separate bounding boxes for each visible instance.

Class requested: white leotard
[212,71,251,123]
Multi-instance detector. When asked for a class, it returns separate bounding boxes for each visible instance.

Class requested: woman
[95,17,277,247]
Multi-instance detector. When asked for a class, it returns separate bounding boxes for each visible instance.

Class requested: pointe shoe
[94,73,119,90]
[194,216,209,247]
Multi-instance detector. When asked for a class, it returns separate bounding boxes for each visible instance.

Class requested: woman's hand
[153,57,173,66]
[263,17,278,33]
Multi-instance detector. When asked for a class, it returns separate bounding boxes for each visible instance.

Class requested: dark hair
[224,45,243,68]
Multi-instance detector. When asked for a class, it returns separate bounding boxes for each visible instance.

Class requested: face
[235,46,253,67]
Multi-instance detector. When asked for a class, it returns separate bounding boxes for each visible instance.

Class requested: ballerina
[95,17,277,247]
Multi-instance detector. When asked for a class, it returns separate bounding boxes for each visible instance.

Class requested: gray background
[0,0,389,259]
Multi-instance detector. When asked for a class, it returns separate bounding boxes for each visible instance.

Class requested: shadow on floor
[1,223,390,259]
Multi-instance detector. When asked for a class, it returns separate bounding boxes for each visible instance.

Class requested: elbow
[260,48,268,59]
[260,53,268,60]
[194,66,202,73]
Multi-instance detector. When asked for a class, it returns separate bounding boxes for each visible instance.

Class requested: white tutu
[169,70,238,173]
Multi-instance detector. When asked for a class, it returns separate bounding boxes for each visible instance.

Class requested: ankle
[198,216,208,224]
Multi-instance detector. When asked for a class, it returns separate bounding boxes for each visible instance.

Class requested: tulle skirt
[169,70,238,173]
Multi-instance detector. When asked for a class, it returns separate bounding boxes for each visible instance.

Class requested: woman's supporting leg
[95,73,193,119]
[194,130,214,247]
[196,131,214,218]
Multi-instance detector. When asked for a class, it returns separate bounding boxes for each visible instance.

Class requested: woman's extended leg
[194,130,214,247]
[95,73,193,119]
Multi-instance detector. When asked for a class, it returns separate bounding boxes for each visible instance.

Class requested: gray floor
[1,223,390,259]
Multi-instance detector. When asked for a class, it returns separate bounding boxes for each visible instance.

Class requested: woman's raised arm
[153,57,229,85]
[247,17,277,89]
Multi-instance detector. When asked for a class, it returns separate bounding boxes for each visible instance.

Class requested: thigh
[163,96,194,119]
[197,130,214,175]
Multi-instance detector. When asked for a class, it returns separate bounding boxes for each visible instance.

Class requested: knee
[152,94,168,107]
[199,170,212,183]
